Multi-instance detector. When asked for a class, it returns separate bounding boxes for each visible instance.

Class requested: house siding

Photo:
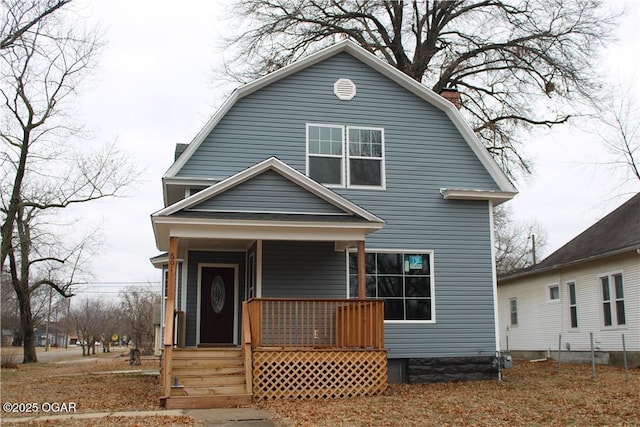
[261,241,346,299]
[498,253,640,357]
[190,170,346,215]
[185,251,246,346]
[176,53,500,193]
[174,53,501,361]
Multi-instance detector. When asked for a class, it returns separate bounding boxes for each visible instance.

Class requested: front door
[199,266,235,344]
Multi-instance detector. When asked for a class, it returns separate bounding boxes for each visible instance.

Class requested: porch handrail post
[163,236,178,398]
[242,301,253,395]
[357,241,366,299]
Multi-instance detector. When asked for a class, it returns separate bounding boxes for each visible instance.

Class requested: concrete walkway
[0,408,286,426]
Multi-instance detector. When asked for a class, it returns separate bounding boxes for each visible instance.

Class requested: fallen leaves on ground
[255,361,639,426]
[1,353,638,426]
[1,352,164,418]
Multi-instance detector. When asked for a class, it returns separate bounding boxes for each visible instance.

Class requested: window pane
[309,139,320,154]
[348,274,357,298]
[603,302,612,326]
[549,286,559,300]
[568,283,576,305]
[308,126,319,141]
[366,275,377,298]
[570,307,578,328]
[371,142,382,157]
[309,157,341,184]
[384,299,404,320]
[348,128,359,143]
[349,142,360,156]
[406,299,431,320]
[406,277,430,297]
[348,253,357,272]
[331,140,342,155]
[350,158,381,186]
[614,274,624,298]
[320,126,330,141]
[331,127,342,142]
[377,253,402,274]
[601,277,610,301]
[405,254,429,275]
[378,276,402,297]
[371,130,382,144]
[616,300,626,325]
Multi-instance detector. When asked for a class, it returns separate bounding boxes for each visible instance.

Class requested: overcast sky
[65,0,640,298]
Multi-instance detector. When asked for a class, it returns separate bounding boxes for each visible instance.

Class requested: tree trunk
[18,292,37,363]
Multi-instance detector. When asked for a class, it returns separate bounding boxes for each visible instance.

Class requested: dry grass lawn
[1,348,638,426]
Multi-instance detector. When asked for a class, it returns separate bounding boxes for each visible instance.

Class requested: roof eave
[499,245,640,284]
[441,188,517,204]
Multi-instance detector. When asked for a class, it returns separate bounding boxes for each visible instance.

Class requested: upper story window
[547,284,560,301]
[307,124,385,189]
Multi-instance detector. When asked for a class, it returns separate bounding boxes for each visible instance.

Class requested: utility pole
[44,287,52,351]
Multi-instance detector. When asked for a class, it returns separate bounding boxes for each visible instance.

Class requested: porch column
[163,236,178,398]
[164,236,178,346]
[357,240,366,299]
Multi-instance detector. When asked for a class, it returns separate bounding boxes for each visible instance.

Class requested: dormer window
[306,123,385,189]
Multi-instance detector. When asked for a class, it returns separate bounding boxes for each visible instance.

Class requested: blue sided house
[150,40,516,409]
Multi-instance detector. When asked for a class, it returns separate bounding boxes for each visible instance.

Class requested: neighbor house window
[601,273,625,326]
[348,251,433,321]
[307,124,385,188]
[548,284,560,301]
[567,282,578,328]
[510,298,518,326]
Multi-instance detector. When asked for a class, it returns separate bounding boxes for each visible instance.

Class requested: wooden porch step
[170,384,248,397]
[174,374,246,388]
[172,348,242,359]
[171,366,245,376]
[163,394,252,409]
[171,357,244,369]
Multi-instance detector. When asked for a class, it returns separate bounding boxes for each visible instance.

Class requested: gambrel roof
[163,40,516,203]
[500,192,640,282]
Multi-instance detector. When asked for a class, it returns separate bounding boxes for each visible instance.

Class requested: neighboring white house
[497,192,640,367]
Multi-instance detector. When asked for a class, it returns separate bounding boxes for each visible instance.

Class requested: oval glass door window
[210,275,225,314]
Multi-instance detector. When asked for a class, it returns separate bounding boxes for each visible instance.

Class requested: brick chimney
[440,88,461,109]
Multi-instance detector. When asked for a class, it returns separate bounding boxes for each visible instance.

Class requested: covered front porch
[152,159,388,408]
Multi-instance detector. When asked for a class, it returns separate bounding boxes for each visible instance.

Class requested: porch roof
[151,157,385,251]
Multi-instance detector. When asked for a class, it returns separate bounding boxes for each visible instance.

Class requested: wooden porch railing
[245,298,384,350]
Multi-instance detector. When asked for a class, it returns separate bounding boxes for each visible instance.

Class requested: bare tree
[223,0,619,179]
[494,204,547,275]
[119,286,160,356]
[72,297,103,356]
[0,0,137,363]
[594,85,640,184]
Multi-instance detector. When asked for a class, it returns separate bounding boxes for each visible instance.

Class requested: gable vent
[334,78,356,100]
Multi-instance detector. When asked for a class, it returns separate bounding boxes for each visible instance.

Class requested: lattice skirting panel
[252,349,388,400]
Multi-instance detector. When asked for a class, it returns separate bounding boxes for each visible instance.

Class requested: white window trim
[306,123,345,188]
[346,125,386,190]
[509,297,518,327]
[566,280,578,330]
[599,271,626,328]
[306,123,386,190]
[345,248,435,324]
[547,283,560,302]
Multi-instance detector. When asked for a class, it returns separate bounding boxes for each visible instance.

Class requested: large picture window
[307,124,384,188]
[348,251,433,321]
